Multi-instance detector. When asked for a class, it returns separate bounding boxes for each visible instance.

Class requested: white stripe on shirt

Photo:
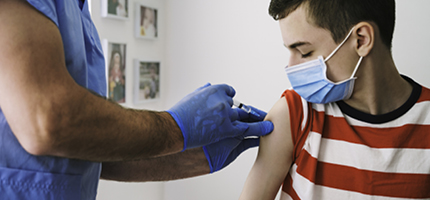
[303,131,430,174]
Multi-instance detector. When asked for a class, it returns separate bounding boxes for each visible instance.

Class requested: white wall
[163,0,287,199]
[392,0,430,87]
[91,0,430,199]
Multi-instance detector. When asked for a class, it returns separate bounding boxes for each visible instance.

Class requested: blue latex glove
[203,106,273,173]
[167,83,256,150]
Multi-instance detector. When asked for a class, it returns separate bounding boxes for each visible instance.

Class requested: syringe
[233,99,262,119]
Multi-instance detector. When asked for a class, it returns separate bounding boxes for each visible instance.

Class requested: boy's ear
[354,22,375,57]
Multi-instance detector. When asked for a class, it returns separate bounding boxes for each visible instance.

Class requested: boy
[240,0,430,199]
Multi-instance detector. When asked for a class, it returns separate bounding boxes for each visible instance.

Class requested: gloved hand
[203,106,273,173]
[167,83,250,150]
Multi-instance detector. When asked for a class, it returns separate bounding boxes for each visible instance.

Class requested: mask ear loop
[324,27,356,62]
[350,56,363,79]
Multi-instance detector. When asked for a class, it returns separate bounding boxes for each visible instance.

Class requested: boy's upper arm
[240,97,294,199]
[259,96,294,172]
[0,0,81,153]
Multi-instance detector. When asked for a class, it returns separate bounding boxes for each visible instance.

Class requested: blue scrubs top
[0,0,106,199]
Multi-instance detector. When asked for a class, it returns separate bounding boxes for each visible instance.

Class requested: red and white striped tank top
[281,76,430,200]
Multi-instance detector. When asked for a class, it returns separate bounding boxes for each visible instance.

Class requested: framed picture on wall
[101,0,129,19]
[134,59,161,104]
[102,40,127,104]
[135,3,158,39]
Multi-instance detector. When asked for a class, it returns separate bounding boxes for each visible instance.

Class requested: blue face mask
[285,27,363,104]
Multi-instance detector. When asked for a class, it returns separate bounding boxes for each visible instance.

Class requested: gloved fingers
[235,106,267,122]
[213,84,236,98]
[221,137,260,170]
[230,121,250,137]
[203,137,242,173]
[210,84,235,107]
[194,83,212,92]
[236,137,260,152]
[246,105,268,120]
[229,108,239,122]
[199,85,234,107]
[239,121,274,138]
[234,108,259,122]
[235,108,249,120]
[212,99,238,122]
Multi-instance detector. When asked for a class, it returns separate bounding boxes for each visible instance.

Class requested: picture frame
[102,40,127,104]
[135,3,158,39]
[101,0,129,20]
[134,59,161,104]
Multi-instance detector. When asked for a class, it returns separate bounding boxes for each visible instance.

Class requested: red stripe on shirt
[283,89,304,144]
[282,174,301,200]
[417,87,430,102]
[283,90,313,159]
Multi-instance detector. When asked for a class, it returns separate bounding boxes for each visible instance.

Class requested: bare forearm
[43,89,184,162]
[100,148,210,182]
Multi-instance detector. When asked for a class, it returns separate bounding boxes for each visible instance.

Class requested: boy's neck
[343,51,413,115]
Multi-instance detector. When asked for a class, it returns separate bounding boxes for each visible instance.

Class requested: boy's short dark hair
[269,0,395,49]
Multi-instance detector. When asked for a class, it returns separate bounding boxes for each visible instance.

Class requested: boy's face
[280,5,358,82]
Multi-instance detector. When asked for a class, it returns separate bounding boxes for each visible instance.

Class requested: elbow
[19,127,57,157]
[16,112,66,156]
[17,128,53,156]
[20,136,51,156]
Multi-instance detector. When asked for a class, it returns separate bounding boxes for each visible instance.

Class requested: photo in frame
[101,0,129,19]
[134,60,160,104]
[103,40,127,104]
[135,3,158,39]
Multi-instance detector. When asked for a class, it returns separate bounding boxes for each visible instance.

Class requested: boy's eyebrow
[284,41,311,49]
